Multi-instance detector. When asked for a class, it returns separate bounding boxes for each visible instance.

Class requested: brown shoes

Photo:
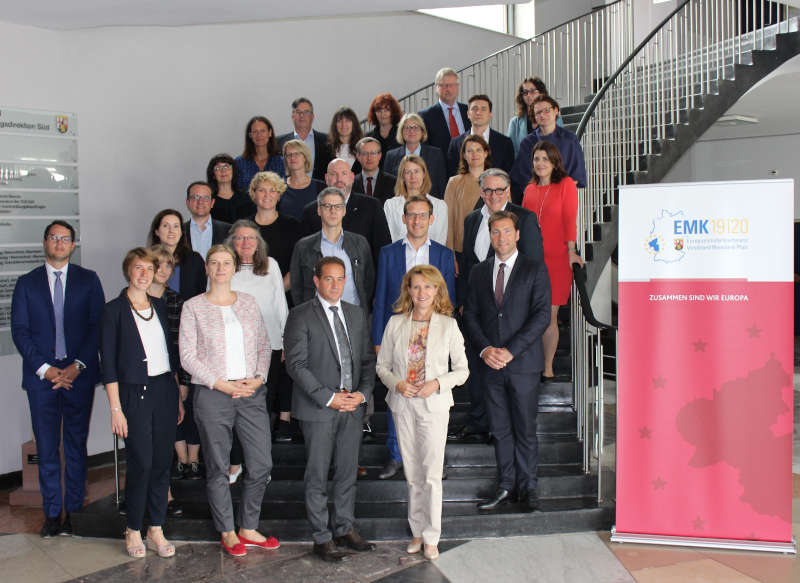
[313,540,351,562]
[334,529,376,552]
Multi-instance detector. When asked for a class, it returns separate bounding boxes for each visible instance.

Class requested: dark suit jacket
[371,240,456,346]
[463,253,551,373]
[446,129,515,176]
[299,192,391,268]
[419,102,471,157]
[183,219,231,251]
[100,291,179,385]
[11,263,105,390]
[352,170,397,204]
[458,203,545,306]
[284,298,376,421]
[383,145,448,199]
[277,129,331,181]
[177,250,208,301]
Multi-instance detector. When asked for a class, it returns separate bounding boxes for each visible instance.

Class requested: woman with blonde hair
[281,139,325,220]
[384,155,448,244]
[383,113,447,197]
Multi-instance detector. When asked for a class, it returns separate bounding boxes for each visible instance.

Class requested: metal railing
[362,0,634,134]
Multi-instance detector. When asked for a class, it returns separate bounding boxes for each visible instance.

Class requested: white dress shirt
[491,250,519,295]
[403,237,431,271]
[131,307,171,376]
[384,195,448,245]
[474,202,509,262]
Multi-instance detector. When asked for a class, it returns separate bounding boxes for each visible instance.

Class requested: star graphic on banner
[692,339,707,352]
[746,323,762,338]
[639,426,652,439]
[652,376,667,389]
[651,476,666,490]
[692,516,705,531]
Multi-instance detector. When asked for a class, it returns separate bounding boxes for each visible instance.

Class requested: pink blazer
[179,292,270,388]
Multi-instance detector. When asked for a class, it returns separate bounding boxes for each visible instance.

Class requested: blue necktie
[53,271,67,360]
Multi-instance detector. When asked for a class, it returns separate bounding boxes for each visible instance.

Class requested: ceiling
[0,0,497,29]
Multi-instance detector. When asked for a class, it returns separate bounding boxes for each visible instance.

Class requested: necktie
[494,263,506,307]
[53,271,67,360]
[448,107,460,138]
[329,306,353,389]
[366,176,373,197]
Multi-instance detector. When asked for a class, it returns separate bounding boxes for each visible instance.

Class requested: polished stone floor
[0,354,797,582]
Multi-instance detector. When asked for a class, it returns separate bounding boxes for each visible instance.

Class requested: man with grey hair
[277,97,331,180]
[352,137,396,203]
[418,67,471,156]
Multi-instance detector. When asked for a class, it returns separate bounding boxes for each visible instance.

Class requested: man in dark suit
[276,97,331,181]
[352,137,396,203]
[300,158,391,268]
[418,67,471,157]
[446,95,515,176]
[184,181,231,259]
[284,256,377,562]
[371,195,456,479]
[10,220,105,537]
[451,169,544,443]
[463,211,550,511]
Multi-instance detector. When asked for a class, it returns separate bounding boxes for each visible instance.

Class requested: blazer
[299,192,391,268]
[100,291,179,386]
[290,230,375,309]
[179,291,270,388]
[446,129,515,176]
[277,130,331,181]
[458,203,544,305]
[507,115,565,157]
[463,253,551,374]
[352,170,397,204]
[376,312,469,414]
[11,263,105,390]
[383,145,448,199]
[418,102,471,157]
[183,219,231,251]
[284,298,376,421]
[177,250,208,301]
[371,239,456,346]
[511,125,587,193]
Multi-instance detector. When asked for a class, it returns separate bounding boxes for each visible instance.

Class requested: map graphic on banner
[646,209,686,263]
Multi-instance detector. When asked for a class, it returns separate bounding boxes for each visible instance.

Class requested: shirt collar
[496,249,519,269]
[45,261,69,277]
[402,236,431,250]
[471,126,491,142]
[480,201,508,219]
[190,216,210,230]
[317,294,342,312]
[321,229,344,246]
[405,144,421,156]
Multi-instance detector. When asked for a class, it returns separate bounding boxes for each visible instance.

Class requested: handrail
[572,264,614,330]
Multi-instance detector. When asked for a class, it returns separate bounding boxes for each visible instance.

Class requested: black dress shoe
[41,516,61,538]
[447,424,466,441]
[273,420,292,443]
[334,530,376,552]
[477,488,513,511]
[526,490,540,511]
[167,500,184,517]
[59,514,73,536]
[313,540,351,562]
[378,459,403,480]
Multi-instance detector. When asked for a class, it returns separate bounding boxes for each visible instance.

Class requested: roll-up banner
[613,179,795,553]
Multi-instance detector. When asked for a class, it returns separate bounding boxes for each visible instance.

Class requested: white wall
[0,12,516,474]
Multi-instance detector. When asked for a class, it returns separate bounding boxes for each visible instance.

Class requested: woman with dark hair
[281,139,325,221]
[444,135,492,254]
[521,141,583,381]
[101,247,183,558]
[328,107,363,173]
[507,78,563,156]
[147,209,206,300]
[207,153,252,223]
[235,116,285,194]
[367,93,403,164]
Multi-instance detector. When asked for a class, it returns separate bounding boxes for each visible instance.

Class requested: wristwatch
[73,360,86,372]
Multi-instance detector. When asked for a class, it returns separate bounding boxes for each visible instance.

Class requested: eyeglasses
[481,187,508,197]
[358,150,380,157]
[437,82,459,88]
[213,163,232,171]
[375,107,391,113]
[188,194,212,202]
[47,234,73,243]
[403,125,422,132]
[533,106,555,117]
[284,151,305,159]
[292,109,313,117]
[319,203,346,212]
[405,212,430,220]
[521,89,540,96]
[232,235,258,242]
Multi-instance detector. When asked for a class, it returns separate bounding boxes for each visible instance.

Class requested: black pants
[175,384,200,445]
[120,373,178,531]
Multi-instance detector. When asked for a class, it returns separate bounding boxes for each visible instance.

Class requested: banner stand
[611,527,797,555]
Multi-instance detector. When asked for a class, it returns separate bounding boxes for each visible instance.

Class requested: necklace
[538,183,553,218]
[126,292,154,321]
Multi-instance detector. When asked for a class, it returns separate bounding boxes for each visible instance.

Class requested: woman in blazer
[101,247,183,559]
[376,264,468,560]
[179,244,277,557]
[147,209,207,301]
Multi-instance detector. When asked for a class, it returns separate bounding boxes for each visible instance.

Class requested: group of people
[9,66,586,563]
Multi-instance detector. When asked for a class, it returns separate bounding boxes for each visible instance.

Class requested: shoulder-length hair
[393,265,453,316]
[457,134,492,175]
[241,116,280,160]
[206,153,239,195]
[515,77,549,118]
[367,93,403,126]
[282,139,313,173]
[529,141,568,185]
[395,112,428,145]
[225,219,270,276]
[147,209,192,265]
[328,107,363,159]
[394,155,432,197]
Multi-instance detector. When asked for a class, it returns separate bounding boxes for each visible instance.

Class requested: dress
[443,174,481,252]
[521,177,578,305]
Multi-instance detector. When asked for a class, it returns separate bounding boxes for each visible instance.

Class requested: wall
[0,13,516,474]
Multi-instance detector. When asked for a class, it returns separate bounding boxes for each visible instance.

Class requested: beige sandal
[125,528,146,559]
[146,528,176,558]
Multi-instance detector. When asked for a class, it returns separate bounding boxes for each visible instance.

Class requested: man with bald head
[300,158,391,267]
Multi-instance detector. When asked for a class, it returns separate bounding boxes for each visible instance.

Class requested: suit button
[498,312,503,318]
[140,396,144,400]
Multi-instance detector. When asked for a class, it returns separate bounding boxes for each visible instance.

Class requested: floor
[0,351,797,582]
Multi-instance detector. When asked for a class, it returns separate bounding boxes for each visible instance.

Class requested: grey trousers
[300,411,362,544]
[193,384,272,533]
